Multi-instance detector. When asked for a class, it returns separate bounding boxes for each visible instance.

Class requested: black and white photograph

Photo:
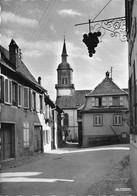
[0,0,137,195]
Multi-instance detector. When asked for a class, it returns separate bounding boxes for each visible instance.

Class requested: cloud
[50,24,56,33]
[2,11,38,27]
[58,9,83,17]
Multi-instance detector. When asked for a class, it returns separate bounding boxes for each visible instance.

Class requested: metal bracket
[75,17,127,42]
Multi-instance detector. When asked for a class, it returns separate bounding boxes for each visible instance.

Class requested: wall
[82,112,129,147]
[1,104,44,159]
[130,139,137,194]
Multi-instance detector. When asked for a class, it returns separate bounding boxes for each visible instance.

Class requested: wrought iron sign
[75,16,127,42]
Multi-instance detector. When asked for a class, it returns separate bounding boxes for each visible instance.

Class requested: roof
[57,38,73,71]
[87,73,128,97]
[0,43,46,92]
[56,90,91,109]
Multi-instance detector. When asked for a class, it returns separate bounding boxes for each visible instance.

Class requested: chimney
[9,39,19,69]
[106,71,110,78]
[38,76,41,85]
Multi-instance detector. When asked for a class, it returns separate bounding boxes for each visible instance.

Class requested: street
[0,144,135,196]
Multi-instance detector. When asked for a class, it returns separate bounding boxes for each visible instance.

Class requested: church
[55,39,90,142]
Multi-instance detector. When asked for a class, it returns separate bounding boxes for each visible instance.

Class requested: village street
[0,144,136,196]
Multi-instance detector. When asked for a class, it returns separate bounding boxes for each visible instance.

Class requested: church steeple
[55,38,75,97]
[61,38,68,63]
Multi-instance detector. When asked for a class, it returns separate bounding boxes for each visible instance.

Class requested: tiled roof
[87,76,128,97]
[0,45,46,91]
[56,90,91,109]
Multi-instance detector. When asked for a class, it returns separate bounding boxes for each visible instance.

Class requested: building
[55,39,90,142]
[81,71,129,147]
[0,39,63,161]
[125,0,137,194]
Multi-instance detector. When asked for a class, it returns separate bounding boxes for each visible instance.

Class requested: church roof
[57,62,72,70]
[87,72,128,97]
[62,39,68,57]
[56,90,91,109]
[57,38,73,70]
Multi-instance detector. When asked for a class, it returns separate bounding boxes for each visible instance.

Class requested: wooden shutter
[47,104,49,119]
[95,98,99,106]
[18,84,22,107]
[4,78,9,103]
[92,97,95,106]
[36,93,40,112]
[120,96,124,106]
[0,75,4,102]
[23,87,29,108]
[109,97,112,106]
[102,97,106,106]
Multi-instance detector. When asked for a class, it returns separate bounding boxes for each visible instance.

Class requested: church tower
[55,38,75,97]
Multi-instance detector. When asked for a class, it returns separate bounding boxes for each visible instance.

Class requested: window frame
[4,78,12,105]
[23,122,29,147]
[113,114,123,126]
[93,115,103,127]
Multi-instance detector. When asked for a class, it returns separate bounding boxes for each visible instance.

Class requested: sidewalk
[88,154,136,196]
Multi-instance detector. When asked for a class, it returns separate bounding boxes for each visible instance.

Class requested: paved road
[0,144,133,196]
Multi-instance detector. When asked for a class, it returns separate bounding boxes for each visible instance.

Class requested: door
[0,123,15,160]
[34,126,43,154]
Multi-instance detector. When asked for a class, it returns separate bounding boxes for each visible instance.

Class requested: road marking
[0,172,42,177]
[49,146,130,154]
[1,177,74,183]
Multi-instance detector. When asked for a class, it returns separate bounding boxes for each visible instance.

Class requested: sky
[1,0,128,101]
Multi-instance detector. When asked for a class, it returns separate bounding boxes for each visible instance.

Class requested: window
[62,77,67,84]
[113,114,122,126]
[112,97,120,106]
[18,84,22,107]
[95,97,102,106]
[12,81,18,106]
[93,115,103,126]
[4,78,12,104]
[23,122,29,147]
[23,87,29,108]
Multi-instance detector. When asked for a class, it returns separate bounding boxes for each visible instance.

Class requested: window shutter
[102,97,106,106]
[23,87,29,108]
[0,75,4,102]
[4,79,12,104]
[18,84,22,107]
[109,97,112,106]
[5,78,9,103]
[29,89,33,110]
[92,97,95,106]
[9,80,12,104]
[95,98,99,106]
[36,93,40,112]
[43,103,47,119]
[47,104,49,119]
[120,96,124,106]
